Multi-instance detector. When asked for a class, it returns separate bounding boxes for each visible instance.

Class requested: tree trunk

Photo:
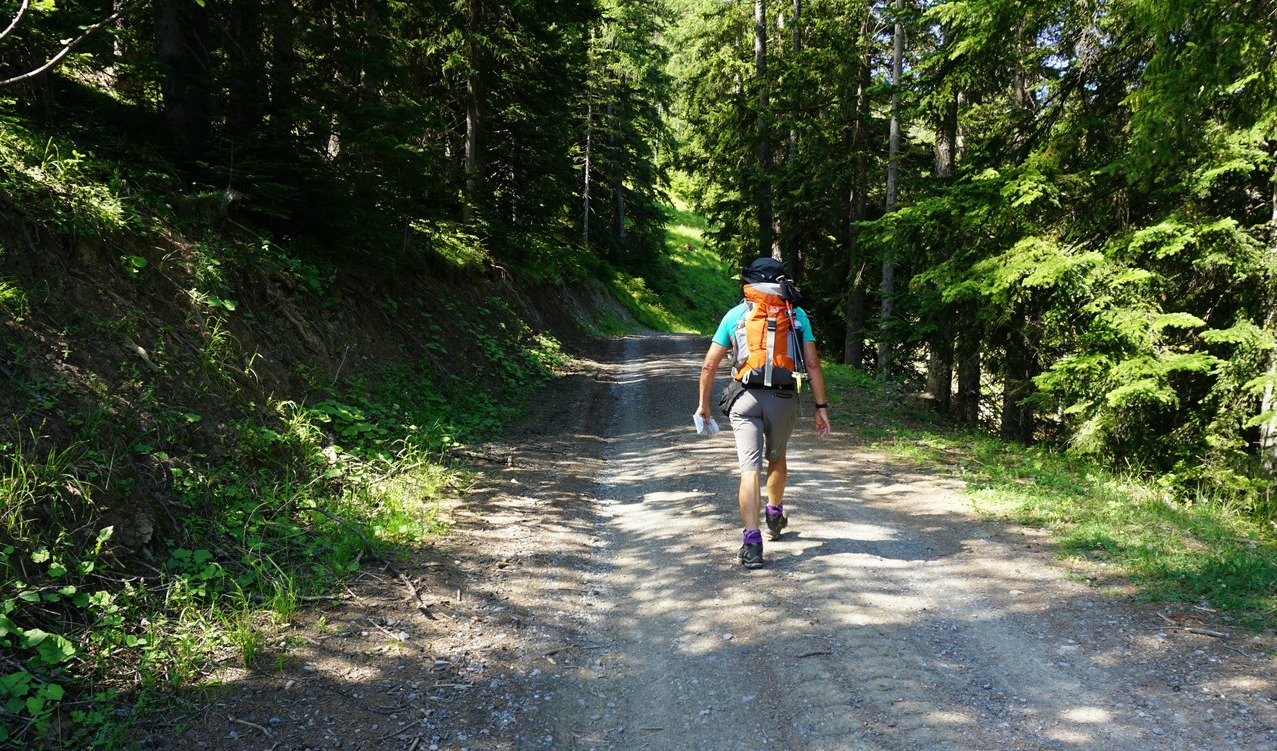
[111,0,128,87]
[842,14,872,368]
[269,0,296,136]
[155,0,211,156]
[609,93,626,247]
[925,86,959,410]
[755,0,773,260]
[952,302,981,425]
[926,318,954,413]
[844,261,868,368]
[935,89,958,178]
[877,0,904,376]
[583,80,593,249]
[1000,307,1038,444]
[227,0,265,136]
[1260,307,1277,476]
[783,0,802,276]
[1261,153,1277,475]
[463,0,483,224]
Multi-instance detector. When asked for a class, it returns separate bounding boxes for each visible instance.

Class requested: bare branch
[0,0,31,45]
[0,0,149,88]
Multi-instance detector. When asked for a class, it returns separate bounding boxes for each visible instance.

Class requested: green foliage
[0,122,146,235]
[595,201,739,335]
[0,527,113,742]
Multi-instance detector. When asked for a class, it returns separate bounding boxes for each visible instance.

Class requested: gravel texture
[155,334,1277,751]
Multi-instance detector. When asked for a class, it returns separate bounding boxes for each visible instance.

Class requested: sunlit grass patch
[0,121,142,234]
[822,367,1277,628]
[946,439,1277,626]
[603,202,738,335]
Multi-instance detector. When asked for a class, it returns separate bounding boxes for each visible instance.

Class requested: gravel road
[161,333,1277,751]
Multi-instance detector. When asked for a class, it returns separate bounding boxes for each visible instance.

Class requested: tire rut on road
[545,334,1276,751]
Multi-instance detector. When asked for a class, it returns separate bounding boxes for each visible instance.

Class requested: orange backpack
[730,282,804,388]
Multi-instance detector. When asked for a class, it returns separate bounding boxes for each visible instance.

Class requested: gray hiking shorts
[728,387,799,472]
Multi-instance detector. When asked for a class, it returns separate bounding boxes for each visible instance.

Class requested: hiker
[695,257,831,569]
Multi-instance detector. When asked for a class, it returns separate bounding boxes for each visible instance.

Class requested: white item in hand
[693,414,721,436]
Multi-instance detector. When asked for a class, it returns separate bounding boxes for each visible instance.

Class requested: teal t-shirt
[712,302,814,348]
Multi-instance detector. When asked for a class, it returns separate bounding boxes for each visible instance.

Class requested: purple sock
[766,503,784,517]
[743,529,763,545]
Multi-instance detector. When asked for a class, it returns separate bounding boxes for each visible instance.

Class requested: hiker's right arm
[697,343,729,417]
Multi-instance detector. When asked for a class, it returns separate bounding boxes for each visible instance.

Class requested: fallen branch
[1,0,150,87]
[446,447,515,466]
[0,0,29,45]
[123,336,161,372]
[796,650,833,659]
[1187,627,1230,639]
[227,715,273,737]
[296,593,352,602]
[396,570,424,603]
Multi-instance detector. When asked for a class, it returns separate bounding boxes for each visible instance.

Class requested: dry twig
[227,715,272,737]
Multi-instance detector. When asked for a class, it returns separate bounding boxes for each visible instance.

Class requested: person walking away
[695,257,831,569]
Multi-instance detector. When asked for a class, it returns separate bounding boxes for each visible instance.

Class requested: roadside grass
[0,115,571,745]
[1,329,561,746]
[603,200,738,335]
[822,363,1277,629]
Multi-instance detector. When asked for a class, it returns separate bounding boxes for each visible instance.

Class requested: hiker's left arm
[697,343,729,418]
[803,341,831,438]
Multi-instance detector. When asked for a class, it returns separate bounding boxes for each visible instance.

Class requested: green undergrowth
[0,117,570,746]
[601,201,738,335]
[821,363,1277,630]
[1,336,566,747]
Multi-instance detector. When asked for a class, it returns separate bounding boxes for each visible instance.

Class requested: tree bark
[1260,152,1277,475]
[925,86,960,410]
[609,91,626,248]
[155,0,212,157]
[842,13,873,368]
[463,0,483,224]
[268,0,296,136]
[755,0,773,261]
[877,0,904,376]
[1000,307,1038,444]
[783,0,802,277]
[227,0,266,136]
[954,319,981,426]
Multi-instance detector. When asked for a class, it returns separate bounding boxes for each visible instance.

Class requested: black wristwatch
[814,403,828,410]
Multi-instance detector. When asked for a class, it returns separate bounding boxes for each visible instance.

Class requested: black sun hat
[741,257,787,284]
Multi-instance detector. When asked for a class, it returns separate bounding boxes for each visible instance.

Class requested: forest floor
[151,334,1277,751]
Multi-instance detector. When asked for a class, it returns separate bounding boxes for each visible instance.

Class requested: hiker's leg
[739,470,762,530]
[766,455,787,506]
[729,390,766,533]
[760,391,799,497]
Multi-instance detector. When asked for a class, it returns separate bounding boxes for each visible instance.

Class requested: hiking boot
[738,542,764,569]
[765,508,788,540]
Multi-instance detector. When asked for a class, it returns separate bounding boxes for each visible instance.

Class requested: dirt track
[163,334,1277,751]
